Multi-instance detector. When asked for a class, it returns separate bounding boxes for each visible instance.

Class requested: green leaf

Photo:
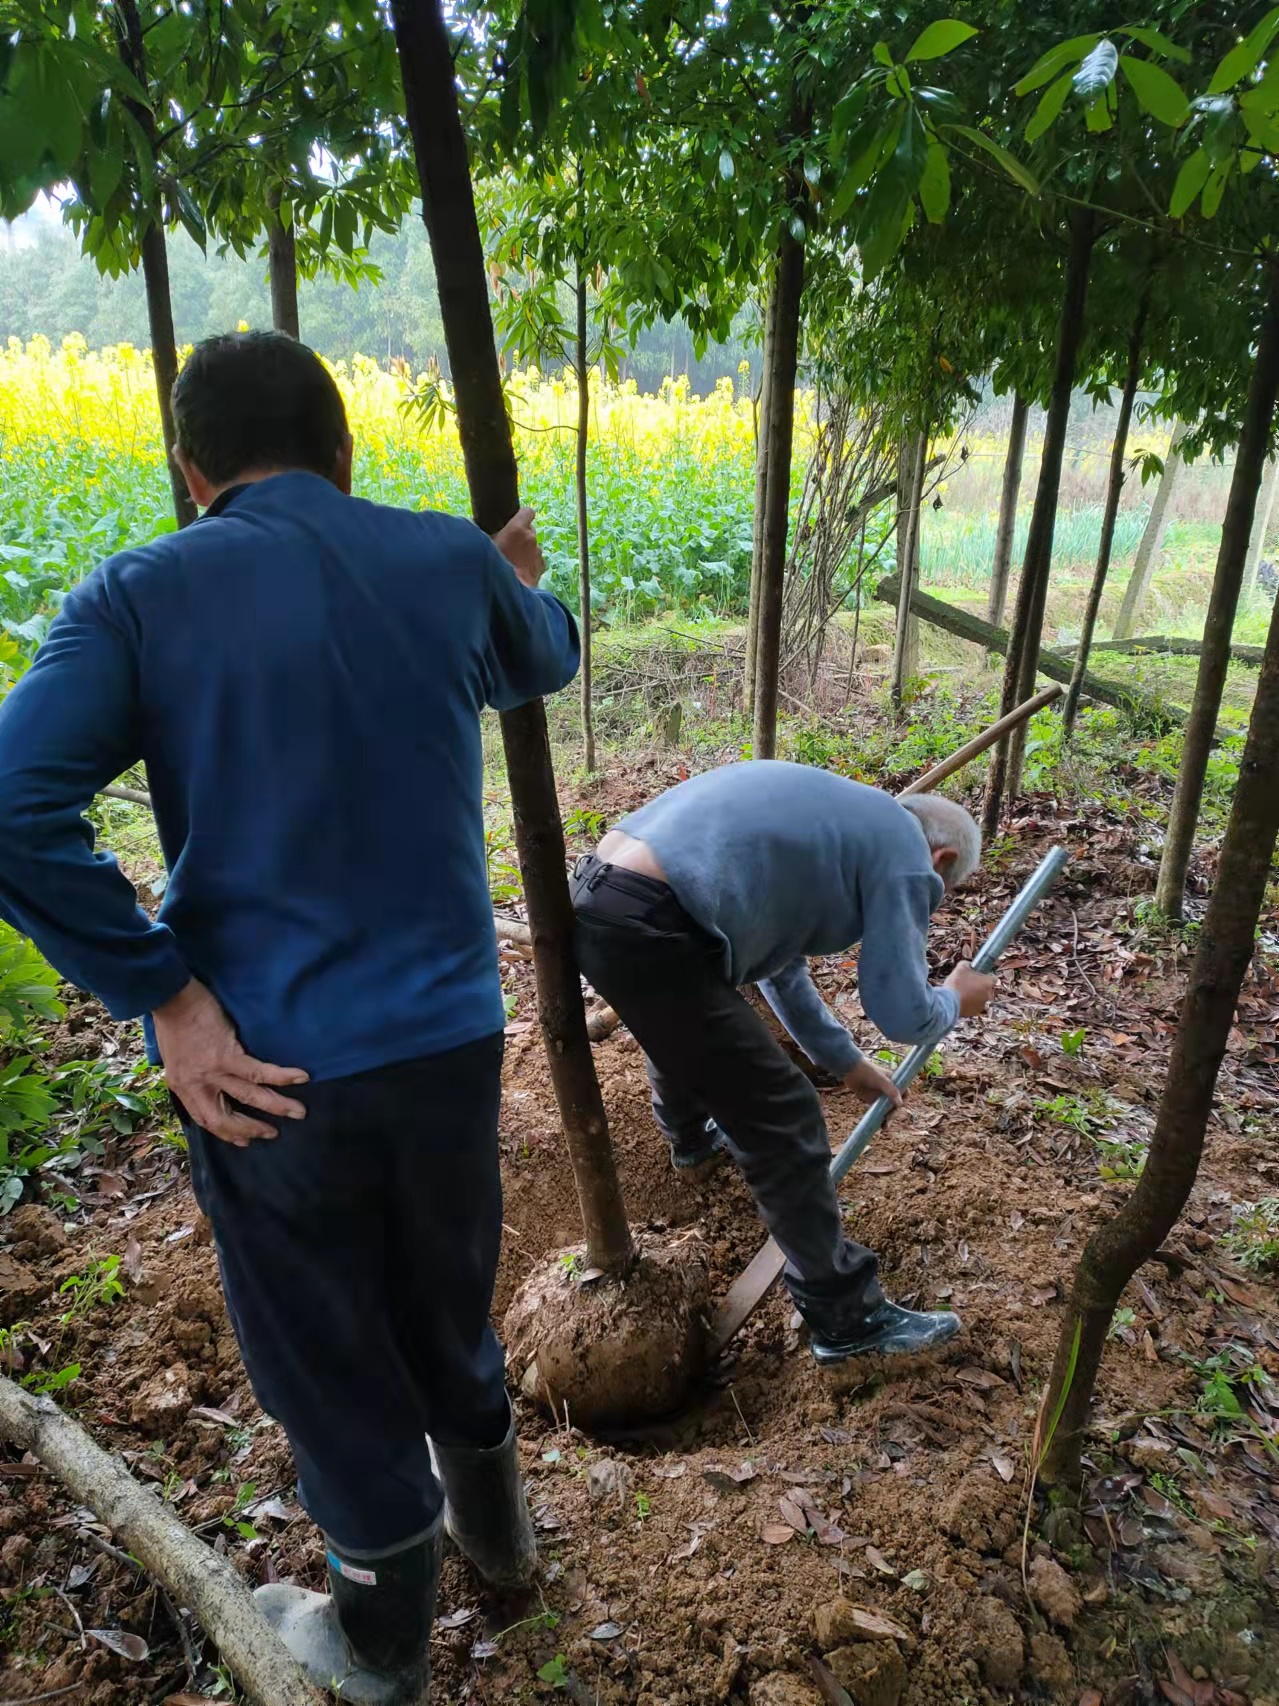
[1119,56,1190,125]
[803,153,821,187]
[1201,159,1231,218]
[918,141,950,221]
[1239,58,1279,110]
[718,149,734,181]
[1170,146,1212,216]
[87,140,124,211]
[1025,71,1073,143]
[872,42,894,69]
[1014,34,1099,97]
[1085,96,1113,133]
[789,212,806,243]
[1073,40,1119,100]
[118,108,155,209]
[830,118,898,221]
[904,19,978,63]
[949,125,1040,194]
[1118,26,1191,65]
[1208,8,1279,95]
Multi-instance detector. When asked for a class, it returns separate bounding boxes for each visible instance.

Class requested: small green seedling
[537,1654,570,1689]
[58,1254,125,1319]
[634,1491,651,1520]
[224,1481,259,1541]
[1223,1199,1279,1272]
[1060,1028,1086,1057]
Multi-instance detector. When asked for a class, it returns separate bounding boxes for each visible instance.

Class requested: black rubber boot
[429,1407,536,1591]
[806,1299,963,1367]
[255,1523,441,1703]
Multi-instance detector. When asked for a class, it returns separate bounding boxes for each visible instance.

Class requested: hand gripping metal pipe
[709,843,1071,1354]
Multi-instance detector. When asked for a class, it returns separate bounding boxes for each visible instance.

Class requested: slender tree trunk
[890,429,927,710]
[1155,268,1279,920]
[985,208,1096,828]
[575,263,595,772]
[987,392,1028,638]
[1063,298,1148,737]
[1241,455,1279,609]
[267,184,300,340]
[1112,419,1187,640]
[752,227,805,760]
[1040,560,1279,1487]
[389,0,633,1276]
[114,0,196,530]
[744,285,777,719]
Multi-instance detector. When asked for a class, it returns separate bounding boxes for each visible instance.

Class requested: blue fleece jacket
[0,472,579,1080]
[617,760,959,1076]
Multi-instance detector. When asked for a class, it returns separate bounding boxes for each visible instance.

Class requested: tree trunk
[1241,455,1279,609]
[114,0,196,531]
[575,262,595,772]
[1112,419,1187,640]
[751,227,805,760]
[1040,555,1279,1487]
[267,184,300,340]
[985,207,1096,825]
[1155,268,1279,920]
[987,392,1028,638]
[1063,296,1148,737]
[389,0,633,1277]
[890,429,927,711]
[744,284,777,719]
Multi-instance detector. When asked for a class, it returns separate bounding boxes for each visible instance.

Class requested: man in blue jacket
[0,331,579,1702]
[572,765,993,1367]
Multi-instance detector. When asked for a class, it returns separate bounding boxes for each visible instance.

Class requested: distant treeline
[0,208,753,388]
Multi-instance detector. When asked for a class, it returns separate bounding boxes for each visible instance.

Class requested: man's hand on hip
[843,1057,904,1109]
[152,978,309,1147]
[491,506,546,589]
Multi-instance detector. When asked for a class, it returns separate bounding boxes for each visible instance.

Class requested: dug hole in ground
[2,736,1278,1706]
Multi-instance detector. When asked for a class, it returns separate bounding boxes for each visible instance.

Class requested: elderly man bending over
[570,760,993,1365]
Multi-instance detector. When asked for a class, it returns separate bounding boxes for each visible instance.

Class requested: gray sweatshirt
[617,760,960,1077]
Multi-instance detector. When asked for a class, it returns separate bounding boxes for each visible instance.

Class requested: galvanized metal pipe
[829,843,1070,1188]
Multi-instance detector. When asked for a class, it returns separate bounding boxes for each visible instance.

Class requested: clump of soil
[505,1230,709,1428]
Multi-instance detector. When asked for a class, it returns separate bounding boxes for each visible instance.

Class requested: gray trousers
[571,857,883,1324]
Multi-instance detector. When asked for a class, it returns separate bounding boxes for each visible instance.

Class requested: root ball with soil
[503,1232,710,1430]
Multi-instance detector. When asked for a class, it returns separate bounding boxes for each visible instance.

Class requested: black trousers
[570,857,882,1322]
[184,1033,510,1553]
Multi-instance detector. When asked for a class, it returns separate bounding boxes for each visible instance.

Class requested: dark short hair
[171,330,349,485]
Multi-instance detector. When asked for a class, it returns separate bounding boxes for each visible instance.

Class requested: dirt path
[2,767,1277,1706]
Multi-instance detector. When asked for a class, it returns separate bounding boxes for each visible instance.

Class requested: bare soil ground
[2,719,1278,1706]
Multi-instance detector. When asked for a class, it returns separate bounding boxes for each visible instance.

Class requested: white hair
[901,794,982,888]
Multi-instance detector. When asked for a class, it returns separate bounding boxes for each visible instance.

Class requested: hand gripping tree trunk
[1112,420,1187,641]
[1040,564,1279,1487]
[1063,294,1148,738]
[390,0,633,1277]
[744,282,778,719]
[987,392,1028,639]
[752,227,805,759]
[575,261,596,772]
[984,207,1096,835]
[115,0,197,531]
[1155,266,1279,921]
[890,429,927,711]
[267,184,301,340]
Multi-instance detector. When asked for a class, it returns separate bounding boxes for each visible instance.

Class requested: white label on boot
[327,1552,377,1586]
